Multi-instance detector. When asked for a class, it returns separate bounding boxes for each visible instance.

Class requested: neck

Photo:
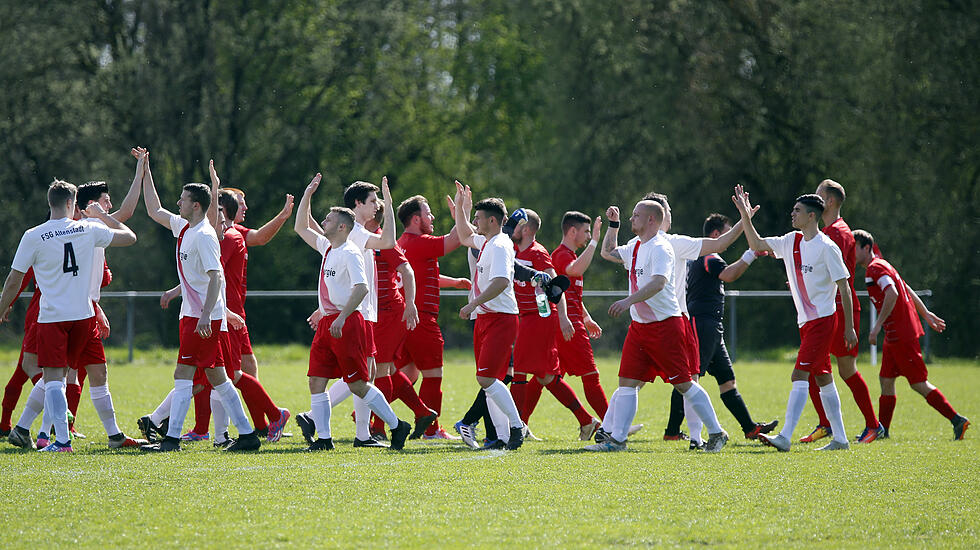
[355,212,370,225]
[518,236,535,251]
[822,207,841,225]
[560,235,578,251]
[637,226,659,242]
[483,226,502,238]
[187,212,206,226]
[328,234,348,248]
[405,224,422,235]
[801,222,819,240]
[50,208,71,220]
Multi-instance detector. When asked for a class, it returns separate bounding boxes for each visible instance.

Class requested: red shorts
[193,332,234,387]
[308,312,370,382]
[237,323,254,355]
[223,326,245,373]
[366,321,377,358]
[513,313,560,377]
[178,317,225,369]
[69,322,107,369]
[619,317,691,384]
[796,315,836,375]
[473,313,518,381]
[36,317,97,370]
[880,336,928,384]
[21,308,39,355]
[683,314,700,376]
[374,307,408,364]
[557,322,598,376]
[396,312,444,370]
[829,305,860,358]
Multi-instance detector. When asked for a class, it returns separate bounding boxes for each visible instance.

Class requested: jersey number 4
[63,242,79,276]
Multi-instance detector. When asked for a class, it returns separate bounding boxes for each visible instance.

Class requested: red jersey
[18,268,41,322]
[374,229,409,311]
[865,257,924,342]
[397,232,445,314]
[821,217,860,312]
[550,244,584,323]
[514,240,554,316]
[221,227,248,317]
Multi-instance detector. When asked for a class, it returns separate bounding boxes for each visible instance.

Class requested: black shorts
[694,317,735,385]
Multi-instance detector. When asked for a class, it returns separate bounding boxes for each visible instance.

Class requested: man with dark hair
[685,213,778,441]
[853,230,968,440]
[734,187,855,452]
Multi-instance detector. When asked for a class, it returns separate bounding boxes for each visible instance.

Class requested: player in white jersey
[0,179,137,452]
[294,173,411,451]
[137,152,260,452]
[732,185,856,451]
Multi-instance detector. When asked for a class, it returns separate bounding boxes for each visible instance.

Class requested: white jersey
[663,232,703,316]
[614,233,681,323]
[467,246,480,320]
[347,222,379,322]
[169,214,227,328]
[315,236,368,315]
[471,233,518,315]
[11,217,114,323]
[765,231,849,327]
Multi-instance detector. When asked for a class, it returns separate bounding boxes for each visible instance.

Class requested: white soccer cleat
[583,439,626,452]
[579,418,601,441]
[817,439,850,451]
[703,430,729,453]
[523,424,542,441]
[759,433,791,452]
[627,424,644,436]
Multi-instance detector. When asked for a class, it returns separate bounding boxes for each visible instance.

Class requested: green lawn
[0,345,977,548]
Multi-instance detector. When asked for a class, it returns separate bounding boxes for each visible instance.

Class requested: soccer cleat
[8,426,35,449]
[745,420,779,440]
[70,428,86,440]
[255,427,269,439]
[689,440,704,451]
[353,437,389,448]
[953,416,970,441]
[627,424,644,436]
[180,431,210,442]
[389,420,411,451]
[856,423,886,444]
[798,425,831,443]
[137,416,165,443]
[579,418,601,441]
[523,424,542,441]
[506,426,524,450]
[454,421,479,449]
[664,431,690,441]
[423,428,461,440]
[409,413,438,440]
[38,440,73,453]
[225,432,261,452]
[266,408,291,443]
[295,412,316,445]
[481,439,505,450]
[213,432,233,450]
[0,428,9,438]
[880,426,890,439]
[306,438,335,451]
[140,436,181,453]
[594,427,611,444]
[704,431,729,453]
[36,434,50,450]
[584,439,626,452]
[817,439,850,451]
[759,433,791,452]
[108,434,148,449]
[371,431,388,443]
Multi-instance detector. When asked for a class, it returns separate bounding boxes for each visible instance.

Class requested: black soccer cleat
[354,437,389,448]
[225,432,261,452]
[306,438,335,451]
[140,436,181,453]
[137,416,161,443]
[594,427,611,444]
[389,419,411,451]
[953,415,970,441]
[295,412,316,445]
[0,428,10,438]
[409,413,438,440]
[213,432,234,450]
[506,426,524,450]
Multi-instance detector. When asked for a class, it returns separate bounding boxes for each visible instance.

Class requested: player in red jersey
[853,230,968,440]
[509,209,599,440]
[0,269,43,438]
[394,194,463,439]
[796,179,881,444]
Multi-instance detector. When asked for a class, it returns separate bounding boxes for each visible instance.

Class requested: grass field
[0,344,977,549]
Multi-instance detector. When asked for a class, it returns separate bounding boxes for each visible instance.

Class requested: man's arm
[608,275,666,318]
[453,181,477,248]
[698,207,758,255]
[396,262,420,331]
[142,153,177,228]
[905,281,946,332]
[0,269,27,321]
[195,270,224,338]
[718,250,763,283]
[330,283,368,338]
[160,284,181,309]
[206,160,222,228]
[600,206,623,264]
[731,185,773,253]
[245,194,295,246]
[363,177,395,250]
[439,274,471,289]
[869,284,899,342]
[111,147,146,223]
[294,174,323,251]
[837,278,858,349]
[85,203,137,247]
[565,216,602,277]
[582,304,602,338]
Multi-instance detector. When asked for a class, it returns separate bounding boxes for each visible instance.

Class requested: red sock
[76,366,87,386]
[522,378,545,424]
[510,373,528,420]
[66,383,82,427]
[375,375,394,402]
[1,364,31,432]
[546,377,593,426]
[926,388,957,420]
[419,377,443,435]
[808,373,830,427]
[234,373,278,430]
[192,387,212,434]
[391,371,433,419]
[879,395,897,430]
[581,372,608,419]
[844,372,878,428]
[370,413,385,435]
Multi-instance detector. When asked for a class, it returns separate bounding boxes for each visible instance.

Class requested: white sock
[486,396,510,444]
[328,381,352,408]
[210,391,228,439]
[600,389,618,432]
[310,392,332,440]
[89,384,120,436]
[150,389,174,427]
[44,380,69,444]
[683,382,722,434]
[819,381,848,443]
[683,396,703,444]
[16,382,45,430]
[353,396,371,440]
[484,380,523,428]
[611,386,638,443]
[166,380,193,439]
[779,380,810,440]
[213,381,253,435]
[363,385,399,428]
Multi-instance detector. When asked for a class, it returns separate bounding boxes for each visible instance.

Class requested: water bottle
[535,285,551,318]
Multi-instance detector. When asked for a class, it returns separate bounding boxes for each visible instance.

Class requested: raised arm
[718,250,764,283]
[206,160,221,228]
[453,181,477,248]
[731,185,772,254]
[142,152,176,228]
[84,203,137,247]
[600,206,623,264]
[245,194,295,246]
[363,177,395,250]
[112,147,146,223]
[565,216,602,277]
[699,206,759,256]
[294,173,323,250]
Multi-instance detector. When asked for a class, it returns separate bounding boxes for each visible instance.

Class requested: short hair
[853,229,874,249]
[343,181,379,210]
[524,209,541,233]
[218,189,239,221]
[330,206,356,231]
[474,198,507,225]
[638,200,664,223]
[561,211,590,235]
[222,187,245,198]
[373,202,385,225]
[795,194,824,216]
[397,195,427,227]
[642,192,669,209]
[702,213,732,236]
[818,179,846,203]
[76,181,109,211]
[183,183,212,212]
[48,179,77,208]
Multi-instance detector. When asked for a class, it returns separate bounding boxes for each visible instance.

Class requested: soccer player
[0,179,137,452]
[685,213,778,440]
[733,185,855,452]
[138,152,260,452]
[294,173,411,451]
[453,182,525,450]
[0,269,43,439]
[589,201,728,452]
[394,194,463,439]
[853,230,968,440]
[797,179,881,444]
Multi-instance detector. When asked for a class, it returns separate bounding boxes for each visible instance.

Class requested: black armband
[608,220,620,228]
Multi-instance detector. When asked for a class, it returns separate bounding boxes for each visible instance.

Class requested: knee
[538,375,555,385]
[718,380,736,393]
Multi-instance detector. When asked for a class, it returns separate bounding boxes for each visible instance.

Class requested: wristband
[588,239,598,248]
[608,220,620,228]
[741,249,756,265]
